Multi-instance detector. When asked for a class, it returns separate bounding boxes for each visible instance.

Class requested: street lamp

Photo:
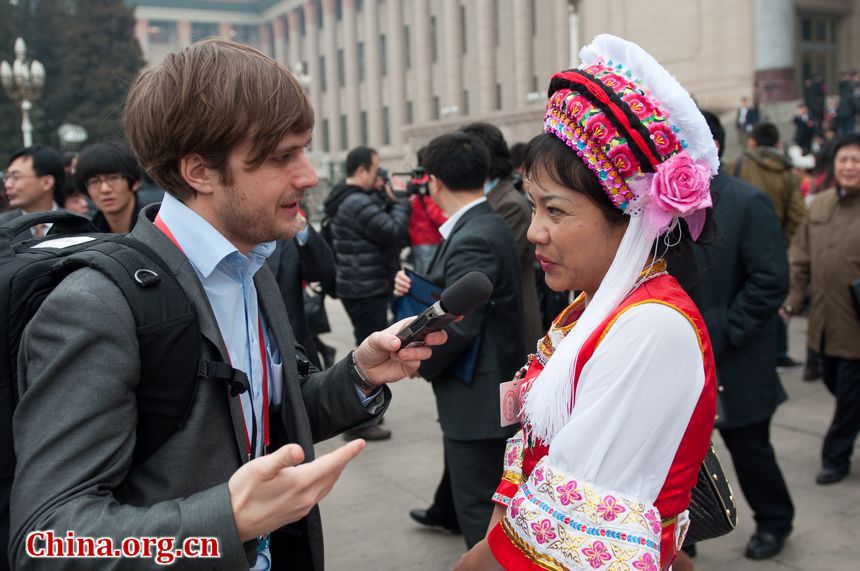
[1,37,46,147]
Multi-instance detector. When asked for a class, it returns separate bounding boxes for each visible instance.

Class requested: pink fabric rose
[646,151,712,240]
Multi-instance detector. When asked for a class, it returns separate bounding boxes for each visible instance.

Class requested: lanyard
[154,213,270,459]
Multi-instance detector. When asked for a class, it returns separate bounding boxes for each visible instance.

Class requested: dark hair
[831,133,860,184]
[7,145,66,204]
[750,123,780,148]
[74,141,141,195]
[523,133,625,224]
[460,122,512,180]
[699,110,725,160]
[510,142,527,169]
[345,146,376,176]
[422,133,490,191]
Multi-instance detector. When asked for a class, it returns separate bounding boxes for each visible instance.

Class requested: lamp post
[1,37,46,147]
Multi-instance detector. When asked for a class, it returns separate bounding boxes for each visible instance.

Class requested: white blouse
[547,302,706,504]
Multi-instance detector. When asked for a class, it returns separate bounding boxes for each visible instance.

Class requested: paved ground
[313,298,858,570]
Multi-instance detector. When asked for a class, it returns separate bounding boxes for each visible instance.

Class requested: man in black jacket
[671,111,795,561]
[324,146,411,440]
[395,132,523,548]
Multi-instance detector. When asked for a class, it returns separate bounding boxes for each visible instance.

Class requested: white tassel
[579,34,720,175]
[521,215,655,444]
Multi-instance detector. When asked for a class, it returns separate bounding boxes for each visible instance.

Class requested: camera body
[391,168,430,198]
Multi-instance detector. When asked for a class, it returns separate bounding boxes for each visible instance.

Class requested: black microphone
[396,271,493,346]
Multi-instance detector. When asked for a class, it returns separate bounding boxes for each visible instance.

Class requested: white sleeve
[547,302,705,503]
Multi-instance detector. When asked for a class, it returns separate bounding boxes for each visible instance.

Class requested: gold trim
[596,298,705,356]
[501,470,524,485]
[500,518,567,571]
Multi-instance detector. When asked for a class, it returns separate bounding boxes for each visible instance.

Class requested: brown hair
[122,39,314,200]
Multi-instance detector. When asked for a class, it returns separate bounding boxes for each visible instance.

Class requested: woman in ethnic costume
[455,35,718,571]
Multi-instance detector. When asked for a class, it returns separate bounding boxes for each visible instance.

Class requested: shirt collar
[439,197,486,240]
[483,177,500,196]
[157,193,276,278]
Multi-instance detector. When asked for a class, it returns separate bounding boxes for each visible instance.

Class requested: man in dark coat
[671,111,795,561]
[395,132,524,548]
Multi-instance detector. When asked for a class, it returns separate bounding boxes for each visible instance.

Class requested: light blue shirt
[158,194,279,569]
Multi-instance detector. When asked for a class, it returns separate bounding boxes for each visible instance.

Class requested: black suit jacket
[267,225,336,369]
[669,172,789,429]
[419,201,524,441]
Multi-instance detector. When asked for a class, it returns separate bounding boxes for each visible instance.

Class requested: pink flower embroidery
[622,92,655,120]
[599,73,631,92]
[506,446,520,467]
[556,480,583,506]
[644,509,662,535]
[586,114,616,145]
[565,95,590,122]
[648,123,680,156]
[596,495,626,522]
[530,519,557,544]
[510,497,525,519]
[533,468,544,484]
[607,144,639,179]
[632,553,658,571]
[581,540,612,568]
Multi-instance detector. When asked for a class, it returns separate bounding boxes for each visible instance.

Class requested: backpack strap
[52,236,247,466]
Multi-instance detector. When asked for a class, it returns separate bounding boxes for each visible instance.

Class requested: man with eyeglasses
[73,141,143,234]
[0,146,66,240]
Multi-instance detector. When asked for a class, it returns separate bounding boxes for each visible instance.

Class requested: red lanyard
[155,213,270,458]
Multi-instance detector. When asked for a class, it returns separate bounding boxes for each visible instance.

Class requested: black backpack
[0,211,249,571]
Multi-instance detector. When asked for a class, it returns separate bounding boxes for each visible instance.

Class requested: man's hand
[353,317,447,385]
[229,440,365,542]
[452,539,503,571]
[393,270,412,297]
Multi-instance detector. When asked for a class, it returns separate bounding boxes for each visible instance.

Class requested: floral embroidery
[533,468,544,484]
[531,519,557,544]
[644,509,662,535]
[586,113,615,145]
[622,92,654,120]
[510,497,525,519]
[633,552,659,571]
[581,540,612,568]
[556,480,583,506]
[608,143,639,179]
[596,495,626,521]
[506,446,520,467]
[648,122,680,156]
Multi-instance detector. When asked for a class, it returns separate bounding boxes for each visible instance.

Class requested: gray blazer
[9,206,389,570]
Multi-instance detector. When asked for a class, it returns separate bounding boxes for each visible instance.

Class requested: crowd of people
[0,33,857,571]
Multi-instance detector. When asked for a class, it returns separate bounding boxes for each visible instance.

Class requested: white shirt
[547,302,705,503]
[438,197,487,239]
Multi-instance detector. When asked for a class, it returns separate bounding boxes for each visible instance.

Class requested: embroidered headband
[543,35,719,240]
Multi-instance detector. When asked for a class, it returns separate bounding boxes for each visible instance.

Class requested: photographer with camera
[395,149,449,274]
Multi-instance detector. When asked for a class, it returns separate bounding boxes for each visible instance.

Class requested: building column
[514,0,533,107]
[218,22,232,40]
[272,16,286,64]
[476,0,496,114]
[287,9,302,69]
[554,0,572,71]
[364,0,383,147]
[259,23,272,57]
[135,19,149,61]
[442,0,462,116]
[177,21,192,48]
[343,0,361,148]
[322,0,342,152]
[303,3,323,152]
[413,0,433,123]
[387,0,406,146]
[755,0,796,101]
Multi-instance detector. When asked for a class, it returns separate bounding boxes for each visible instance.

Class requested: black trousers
[341,294,390,346]
[821,355,860,472]
[719,417,794,535]
[440,437,507,549]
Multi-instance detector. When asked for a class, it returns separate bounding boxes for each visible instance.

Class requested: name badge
[499,378,522,427]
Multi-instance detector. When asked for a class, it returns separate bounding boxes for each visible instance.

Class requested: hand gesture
[393,270,412,297]
[229,440,365,542]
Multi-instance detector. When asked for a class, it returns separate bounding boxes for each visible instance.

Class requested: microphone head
[440,271,493,315]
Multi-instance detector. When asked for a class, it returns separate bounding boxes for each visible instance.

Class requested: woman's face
[525,170,628,297]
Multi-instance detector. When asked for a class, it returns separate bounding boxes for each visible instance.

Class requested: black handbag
[303,289,331,335]
[683,443,738,545]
